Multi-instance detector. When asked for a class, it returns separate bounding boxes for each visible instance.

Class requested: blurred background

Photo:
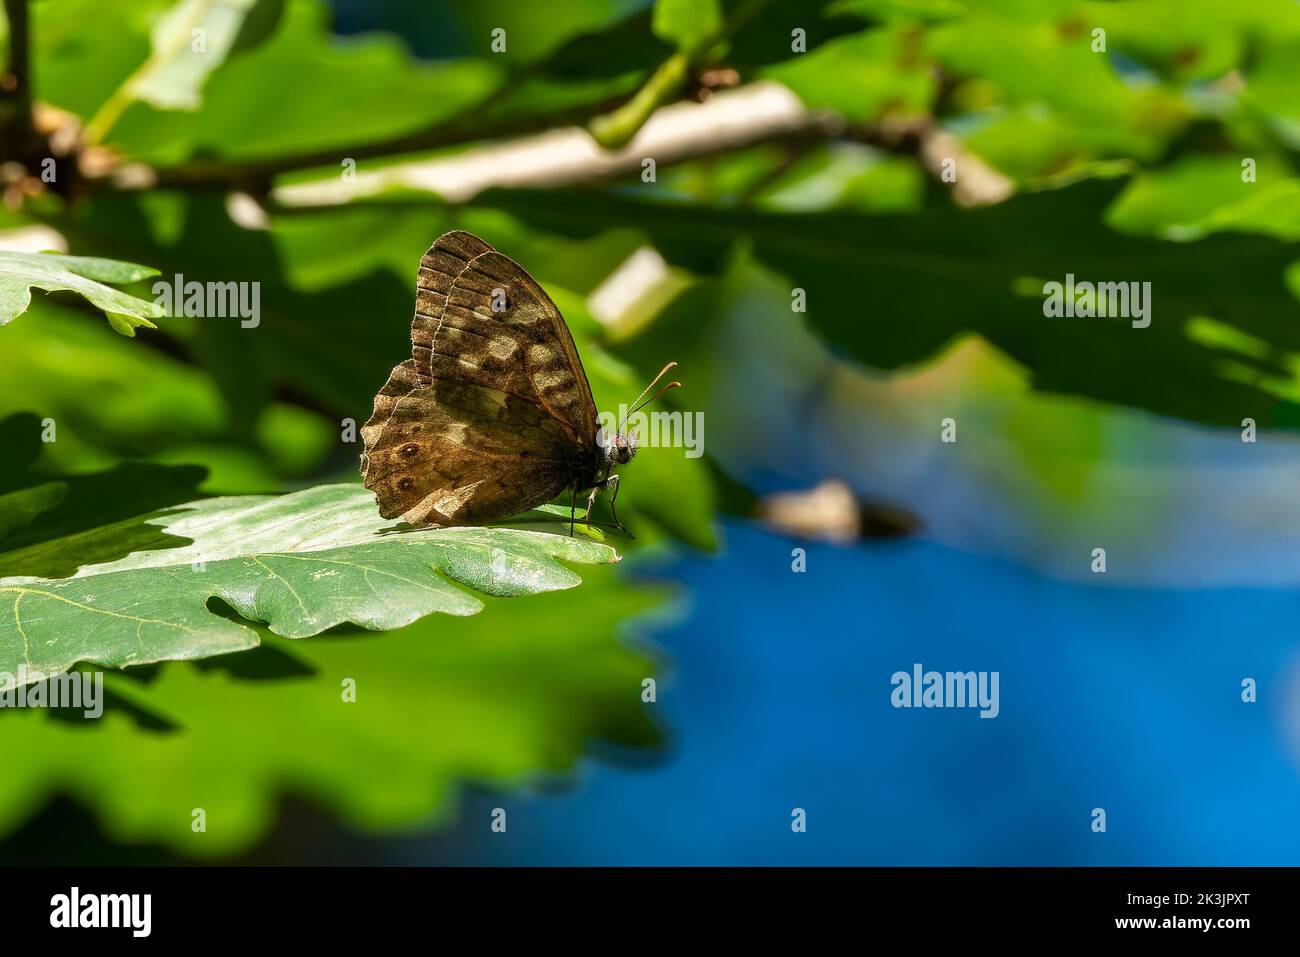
[3,0,1300,864]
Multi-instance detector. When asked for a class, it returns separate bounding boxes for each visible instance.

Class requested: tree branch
[263,83,1013,214]
[87,90,636,192]
[270,82,835,209]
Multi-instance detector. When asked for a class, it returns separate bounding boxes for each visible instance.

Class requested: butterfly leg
[605,474,631,537]
[569,480,578,537]
[582,475,631,537]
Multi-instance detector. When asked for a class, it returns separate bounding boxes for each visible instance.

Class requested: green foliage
[85,0,287,142]
[5,0,1300,858]
[763,24,936,120]
[0,565,663,857]
[479,178,1300,427]
[0,480,619,687]
[106,0,500,165]
[0,251,164,334]
[0,305,332,487]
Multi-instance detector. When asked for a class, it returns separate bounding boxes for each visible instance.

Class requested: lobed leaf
[0,484,618,688]
[0,251,164,334]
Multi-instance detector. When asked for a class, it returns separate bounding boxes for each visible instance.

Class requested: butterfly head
[612,430,638,465]
[596,426,637,465]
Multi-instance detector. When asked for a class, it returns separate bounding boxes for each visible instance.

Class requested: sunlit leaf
[0,484,619,688]
[0,251,164,334]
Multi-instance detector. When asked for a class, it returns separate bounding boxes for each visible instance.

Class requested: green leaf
[83,0,287,143]
[31,0,165,122]
[1077,0,1300,84]
[435,0,647,66]
[0,251,165,334]
[1106,155,1300,242]
[834,0,965,21]
[0,484,619,689]
[762,24,936,122]
[0,484,68,542]
[135,0,285,110]
[0,564,663,857]
[106,0,500,166]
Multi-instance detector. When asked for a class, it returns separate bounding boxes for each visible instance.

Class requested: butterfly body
[361,230,643,530]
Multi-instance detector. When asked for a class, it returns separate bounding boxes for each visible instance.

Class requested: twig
[587,0,770,150]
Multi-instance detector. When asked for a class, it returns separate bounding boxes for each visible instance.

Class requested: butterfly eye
[397,477,415,491]
[400,443,420,458]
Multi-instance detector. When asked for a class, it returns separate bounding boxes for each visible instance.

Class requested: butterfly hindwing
[361,379,579,524]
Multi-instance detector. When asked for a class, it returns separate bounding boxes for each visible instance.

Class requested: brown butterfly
[360,230,678,534]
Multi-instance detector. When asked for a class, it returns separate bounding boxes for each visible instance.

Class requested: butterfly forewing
[361,231,601,526]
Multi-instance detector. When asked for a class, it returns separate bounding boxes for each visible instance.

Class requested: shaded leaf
[477,178,1300,428]
[0,304,333,490]
[0,411,210,580]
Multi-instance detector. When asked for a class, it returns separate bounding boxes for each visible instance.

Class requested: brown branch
[1,0,34,150]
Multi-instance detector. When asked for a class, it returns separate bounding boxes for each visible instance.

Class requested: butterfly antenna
[626,361,677,410]
[619,361,681,433]
[626,382,681,419]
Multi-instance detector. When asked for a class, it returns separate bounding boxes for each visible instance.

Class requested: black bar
[0,866,1283,941]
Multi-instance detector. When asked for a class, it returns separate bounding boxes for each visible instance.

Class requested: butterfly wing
[361,231,599,525]
[408,229,493,388]
[412,231,597,440]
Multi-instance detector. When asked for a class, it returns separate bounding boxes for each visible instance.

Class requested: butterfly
[360,230,679,534]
